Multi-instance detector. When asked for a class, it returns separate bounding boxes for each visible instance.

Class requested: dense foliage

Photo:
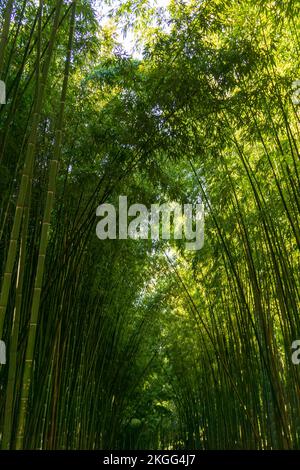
[0,0,299,449]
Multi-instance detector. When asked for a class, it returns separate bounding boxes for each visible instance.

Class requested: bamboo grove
[0,0,299,450]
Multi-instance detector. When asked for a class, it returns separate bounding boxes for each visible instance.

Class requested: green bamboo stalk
[0,0,63,343]
[15,1,76,449]
[1,182,32,449]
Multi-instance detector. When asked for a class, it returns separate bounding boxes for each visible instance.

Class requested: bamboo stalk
[15,1,76,449]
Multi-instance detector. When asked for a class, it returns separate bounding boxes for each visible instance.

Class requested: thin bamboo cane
[15,1,76,449]
[0,0,14,79]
